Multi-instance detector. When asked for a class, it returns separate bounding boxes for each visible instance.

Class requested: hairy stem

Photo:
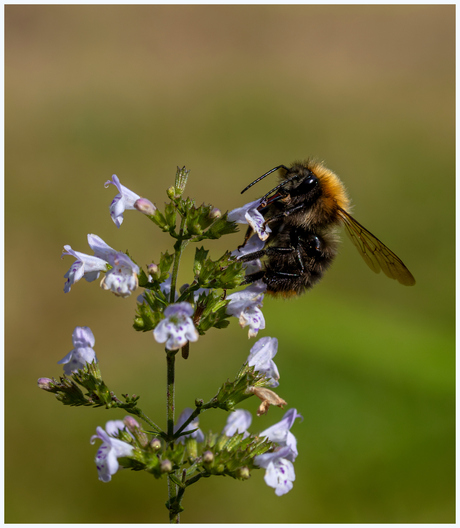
[166,349,180,523]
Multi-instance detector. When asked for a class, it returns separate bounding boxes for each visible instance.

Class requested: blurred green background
[5,5,454,524]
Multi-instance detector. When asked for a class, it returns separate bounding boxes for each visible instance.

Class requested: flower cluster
[39,167,305,522]
[49,323,301,496]
[89,406,301,496]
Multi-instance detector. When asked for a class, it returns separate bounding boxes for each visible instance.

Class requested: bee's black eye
[305,175,318,187]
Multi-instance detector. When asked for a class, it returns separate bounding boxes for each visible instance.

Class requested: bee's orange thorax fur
[307,159,350,213]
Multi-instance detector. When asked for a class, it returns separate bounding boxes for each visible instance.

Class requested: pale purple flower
[100,252,139,298]
[104,174,142,228]
[228,199,272,241]
[222,409,252,438]
[57,326,97,375]
[254,409,302,496]
[254,446,296,496]
[63,234,139,297]
[87,233,119,263]
[174,407,205,443]
[62,246,108,293]
[226,282,267,338]
[153,302,199,350]
[247,337,280,388]
[232,234,265,275]
[90,420,134,482]
[259,408,302,461]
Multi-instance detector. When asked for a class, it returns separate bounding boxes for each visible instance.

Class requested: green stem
[169,216,188,304]
[165,210,190,522]
[166,349,180,523]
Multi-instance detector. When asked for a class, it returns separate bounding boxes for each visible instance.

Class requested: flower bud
[202,450,214,465]
[123,416,148,447]
[209,207,221,219]
[150,438,162,451]
[134,198,157,216]
[147,263,161,280]
[37,377,54,391]
[236,466,250,480]
[160,459,173,473]
[123,416,140,430]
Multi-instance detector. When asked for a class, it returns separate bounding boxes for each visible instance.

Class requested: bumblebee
[238,159,415,296]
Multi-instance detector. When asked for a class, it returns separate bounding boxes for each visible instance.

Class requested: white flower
[57,326,97,375]
[259,408,302,461]
[174,407,205,443]
[228,199,272,241]
[222,409,252,438]
[247,336,280,387]
[90,420,134,482]
[153,302,199,350]
[254,446,296,496]
[226,282,267,338]
[104,174,142,228]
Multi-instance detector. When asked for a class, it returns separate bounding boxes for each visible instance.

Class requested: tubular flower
[228,199,272,241]
[57,326,97,375]
[222,409,252,438]
[104,174,141,228]
[259,408,303,461]
[63,234,139,297]
[254,446,296,496]
[254,408,302,496]
[90,420,134,482]
[153,302,199,350]
[247,336,280,387]
[226,282,267,338]
[62,246,108,293]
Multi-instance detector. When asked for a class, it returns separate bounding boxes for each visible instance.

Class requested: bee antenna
[241,165,290,194]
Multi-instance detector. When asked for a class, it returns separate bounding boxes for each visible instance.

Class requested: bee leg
[261,203,307,230]
[237,225,254,250]
[241,270,266,285]
[271,270,302,277]
[237,248,268,262]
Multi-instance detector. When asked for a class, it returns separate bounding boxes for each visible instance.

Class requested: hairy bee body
[255,225,338,296]
[239,159,415,294]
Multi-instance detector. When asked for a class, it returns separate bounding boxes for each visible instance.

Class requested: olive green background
[5,5,454,524]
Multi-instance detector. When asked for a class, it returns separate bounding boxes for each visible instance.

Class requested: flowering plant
[38,167,302,522]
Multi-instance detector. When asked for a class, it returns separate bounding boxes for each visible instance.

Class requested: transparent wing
[338,208,415,286]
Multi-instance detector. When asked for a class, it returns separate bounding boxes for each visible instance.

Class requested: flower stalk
[39,166,303,523]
